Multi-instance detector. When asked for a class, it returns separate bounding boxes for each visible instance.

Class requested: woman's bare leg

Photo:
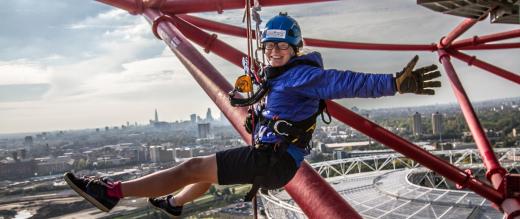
[173,182,212,206]
[121,155,217,197]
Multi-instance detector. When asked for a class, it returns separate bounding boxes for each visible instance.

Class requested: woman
[64,13,441,217]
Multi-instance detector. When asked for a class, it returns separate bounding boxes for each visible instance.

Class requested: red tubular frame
[458,43,520,50]
[96,0,520,217]
[452,29,520,49]
[179,14,439,51]
[446,49,520,84]
[440,18,478,47]
[438,18,520,217]
[153,0,335,14]
[437,50,505,186]
[162,14,246,67]
[98,0,334,15]
[285,162,362,219]
[437,50,520,217]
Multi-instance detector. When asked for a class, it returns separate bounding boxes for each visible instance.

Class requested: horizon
[2,95,518,136]
[1,1,519,134]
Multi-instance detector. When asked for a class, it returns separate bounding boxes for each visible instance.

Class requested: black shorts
[216,146,298,189]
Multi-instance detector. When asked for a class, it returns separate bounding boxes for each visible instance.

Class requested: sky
[0,0,519,134]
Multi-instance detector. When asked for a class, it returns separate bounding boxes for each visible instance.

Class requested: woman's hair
[295,46,311,57]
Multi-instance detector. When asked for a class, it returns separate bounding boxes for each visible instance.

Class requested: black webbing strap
[244,182,261,202]
[267,100,329,148]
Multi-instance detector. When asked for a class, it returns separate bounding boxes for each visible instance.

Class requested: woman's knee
[180,155,217,182]
[182,157,205,171]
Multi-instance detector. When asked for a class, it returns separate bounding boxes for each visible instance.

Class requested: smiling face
[264,42,295,67]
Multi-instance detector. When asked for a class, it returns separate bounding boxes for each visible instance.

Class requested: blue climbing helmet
[261,12,303,47]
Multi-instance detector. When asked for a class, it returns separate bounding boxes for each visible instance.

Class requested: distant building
[198,123,211,138]
[0,160,36,180]
[24,136,33,149]
[176,147,193,159]
[149,146,174,163]
[190,114,197,123]
[412,112,422,135]
[155,109,159,123]
[35,156,74,175]
[432,112,443,135]
[206,108,214,122]
[333,150,348,159]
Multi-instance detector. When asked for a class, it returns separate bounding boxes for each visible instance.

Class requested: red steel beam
[446,49,520,85]
[285,162,362,219]
[179,14,438,51]
[458,43,520,50]
[98,0,334,15]
[440,18,478,48]
[452,29,520,49]
[137,7,361,219]
[162,14,245,68]
[149,0,334,14]
[437,49,505,187]
[303,38,437,51]
[325,100,503,204]
[438,49,520,217]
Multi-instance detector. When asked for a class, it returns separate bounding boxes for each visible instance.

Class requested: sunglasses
[263,42,290,50]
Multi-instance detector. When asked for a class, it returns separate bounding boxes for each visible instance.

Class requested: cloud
[0,84,51,102]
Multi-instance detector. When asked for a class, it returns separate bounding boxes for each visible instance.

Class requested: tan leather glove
[395,55,441,95]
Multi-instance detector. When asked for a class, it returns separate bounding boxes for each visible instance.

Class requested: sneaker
[63,172,119,212]
[148,195,183,217]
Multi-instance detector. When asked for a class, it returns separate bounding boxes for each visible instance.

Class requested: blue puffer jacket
[255,52,396,167]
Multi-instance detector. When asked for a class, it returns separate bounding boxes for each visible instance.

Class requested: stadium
[261,148,520,218]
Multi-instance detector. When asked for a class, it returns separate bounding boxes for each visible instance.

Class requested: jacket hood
[288,51,324,68]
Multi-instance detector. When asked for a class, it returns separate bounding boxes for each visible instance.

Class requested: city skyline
[1,1,519,134]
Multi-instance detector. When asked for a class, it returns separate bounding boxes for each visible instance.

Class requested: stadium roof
[261,148,520,218]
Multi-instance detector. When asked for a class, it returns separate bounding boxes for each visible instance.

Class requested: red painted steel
[438,16,520,217]
[438,49,520,217]
[150,0,335,14]
[325,100,503,204]
[179,15,439,51]
[440,18,478,47]
[285,162,362,219]
[99,0,334,15]
[437,49,506,186]
[178,14,249,37]
[452,29,520,49]
[446,49,520,84]
[303,38,437,51]
[163,14,245,67]
[458,43,520,50]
